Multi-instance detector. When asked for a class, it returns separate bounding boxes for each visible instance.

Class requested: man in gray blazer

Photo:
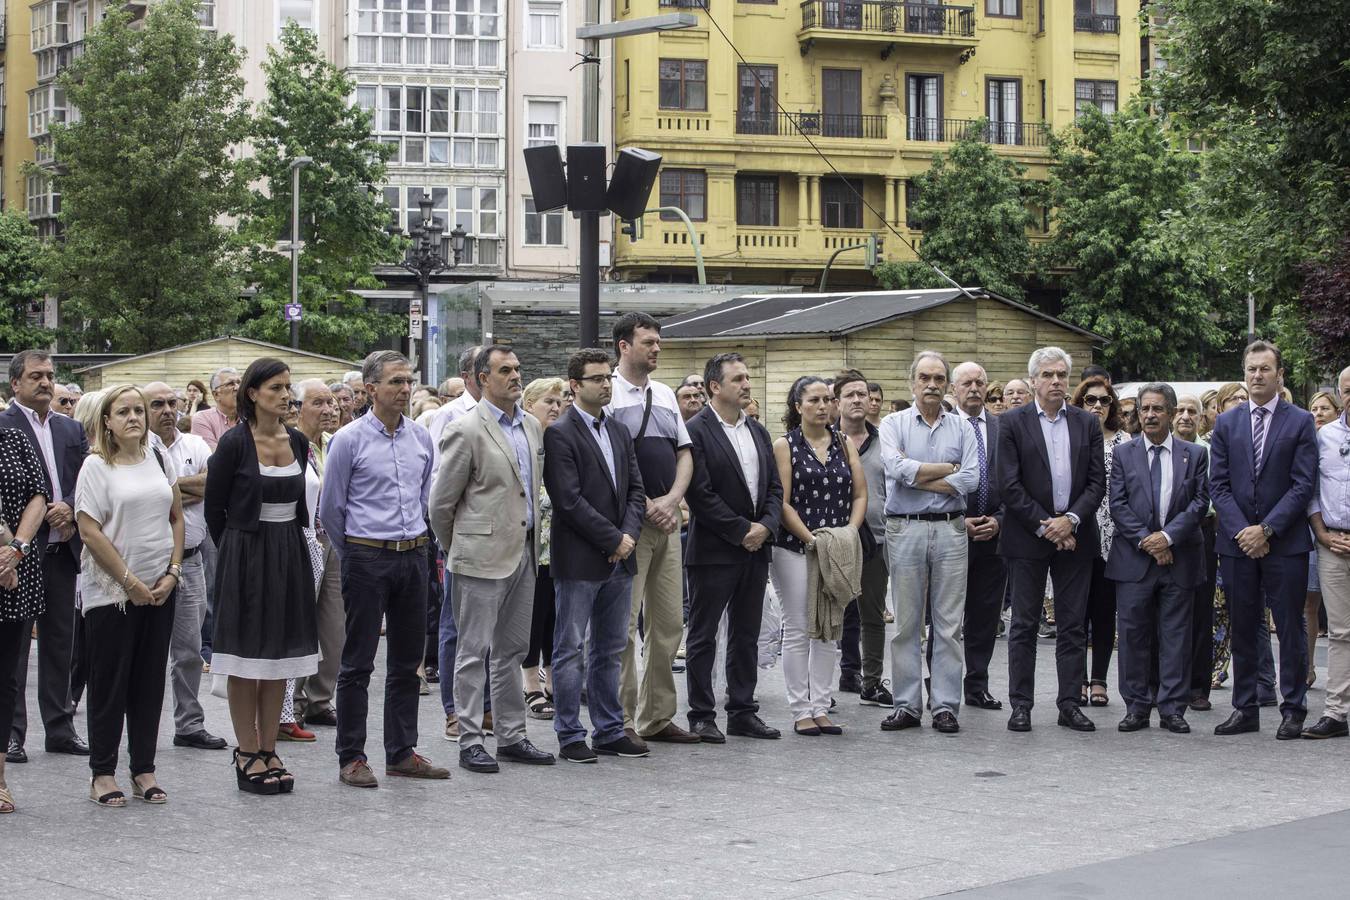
[430,346,554,773]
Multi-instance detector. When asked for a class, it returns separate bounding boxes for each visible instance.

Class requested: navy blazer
[0,404,88,554]
[1209,398,1317,558]
[975,411,1004,523]
[204,422,311,545]
[543,406,646,581]
[1105,436,1210,588]
[683,404,783,567]
[995,400,1106,560]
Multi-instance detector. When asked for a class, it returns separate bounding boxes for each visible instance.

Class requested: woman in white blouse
[76,386,185,807]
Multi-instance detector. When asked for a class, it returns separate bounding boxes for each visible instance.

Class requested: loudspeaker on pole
[523,144,568,213]
[606,148,663,221]
[565,142,609,213]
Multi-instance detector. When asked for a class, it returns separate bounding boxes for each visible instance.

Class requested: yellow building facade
[611,0,1140,285]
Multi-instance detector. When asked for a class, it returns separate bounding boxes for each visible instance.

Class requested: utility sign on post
[283,303,303,322]
[409,299,423,338]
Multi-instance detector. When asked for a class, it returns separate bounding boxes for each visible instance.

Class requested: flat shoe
[813,718,843,735]
[793,720,821,736]
[132,781,168,804]
[0,785,14,814]
[89,780,126,808]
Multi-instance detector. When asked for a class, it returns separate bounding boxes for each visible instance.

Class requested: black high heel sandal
[234,748,281,795]
[1089,679,1110,707]
[261,749,295,793]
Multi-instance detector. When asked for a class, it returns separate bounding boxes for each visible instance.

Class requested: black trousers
[840,552,888,688]
[12,545,80,746]
[1117,568,1192,717]
[424,542,442,668]
[1189,518,1218,697]
[1221,553,1309,716]
[0,619,28,752]
[1007,551,1092,711]
[335,544,428,768]
[85,597,175,777]
[1083,557,1117,684]
[685,557,769,724]
[963,540,1008,695]
[523,564,556,670]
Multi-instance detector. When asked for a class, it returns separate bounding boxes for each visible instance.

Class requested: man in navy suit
[996,347,1106,733]
[683,352,784,743]
[1106,383,1210,734]
[1210,340,1319,738]
[543,349,647,763]
[5,350,89,762]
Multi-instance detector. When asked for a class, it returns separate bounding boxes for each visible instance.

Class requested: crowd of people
[0,320,1346,813]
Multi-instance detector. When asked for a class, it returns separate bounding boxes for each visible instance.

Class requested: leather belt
[182,546,199,560]
[347,535,429,552]
[889,512,963,522]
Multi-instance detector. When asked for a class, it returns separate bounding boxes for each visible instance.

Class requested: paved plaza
[4,631,1348,899]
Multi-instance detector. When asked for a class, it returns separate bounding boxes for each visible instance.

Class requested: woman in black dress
[205,358,318,795]
[0,429,51,814]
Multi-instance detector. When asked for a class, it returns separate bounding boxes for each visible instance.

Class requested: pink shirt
[190,406,236,451]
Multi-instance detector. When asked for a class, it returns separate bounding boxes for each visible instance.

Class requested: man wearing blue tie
[1106,384,1210,733]
[1209,341,1319,738]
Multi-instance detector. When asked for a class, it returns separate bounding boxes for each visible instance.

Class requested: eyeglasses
[574,375,611,385]
[56,397,76,408]
[1082,395,1113,407]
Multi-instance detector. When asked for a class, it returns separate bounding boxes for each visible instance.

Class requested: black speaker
[606,148,663,220]
[566,143,609,213]
[524,144,568,213]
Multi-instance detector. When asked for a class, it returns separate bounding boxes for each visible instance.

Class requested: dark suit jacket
[965,410,1004,553]
[543,406,645,581]
[1209,398,1317,558]
[995,400,1106,560]
[0,404,88,554]
[684,404,783,567]
[204,423,311,545]
[1105,436,1210,587]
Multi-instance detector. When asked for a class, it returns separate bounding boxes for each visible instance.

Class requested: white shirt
[428,391,479,477]
[1249,395,1279,442]
[1142,433,1176,544]
[153,431,211,549]
[716,408,760,507]
[13,401,64,535]
[1310,412,1350,531]
[607,369,693,447]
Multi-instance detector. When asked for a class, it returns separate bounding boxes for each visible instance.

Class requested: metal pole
[410,271,426,380]
[1247,288,1256,345]
[579,0,602,349]
[649,207,705,285]
[818,243,868,294]
[290,163,301,349]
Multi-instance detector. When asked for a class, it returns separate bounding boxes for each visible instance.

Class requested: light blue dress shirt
[879,407,979,515]
[481,397,534,530]
[1036,399,1073,516]
[320,412,435,556]
[573,406,617,488]
[1310,412,1350,531]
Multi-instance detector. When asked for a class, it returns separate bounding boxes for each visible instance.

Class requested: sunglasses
[1082,395,1113,407]
[986,392,1003,401]
[56,397,76,408]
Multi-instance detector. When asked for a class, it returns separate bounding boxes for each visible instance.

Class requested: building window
[736,64,777,133]
[986,77,1022,145]
[27,84,68,139]
[31,2,70,53]
[523,197,564,245]
[196,1,216,28]
[1074,80,1117,115]
[821,177,863,229]
[356,0,501,69]
[905,74,942,141]
[1074,0,1119,32]
[26,174,60,221]
[659,59,707,111]
[361,83,500,168]
[526,98,562,147]
[985,0,1019,17]
[905,179,924,230]
[735,175,779,227]
[278,0,317,36]
[659,169,706,221]
[526,1,563,49]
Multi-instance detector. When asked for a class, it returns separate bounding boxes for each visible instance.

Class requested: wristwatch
[1261,523,1274,540]
[8,538,30,558]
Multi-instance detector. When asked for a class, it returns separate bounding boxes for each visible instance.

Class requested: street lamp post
[288,156,313,349]
[387,196,467,383]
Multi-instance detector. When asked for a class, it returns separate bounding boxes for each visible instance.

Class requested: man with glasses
[52,385,78,416]
[191,368,241,451]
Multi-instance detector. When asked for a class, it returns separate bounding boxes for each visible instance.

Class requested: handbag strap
[634,387,654,445]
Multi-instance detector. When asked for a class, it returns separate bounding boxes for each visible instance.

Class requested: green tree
[48,0,252,353]
[0,211,55,351]
[874,129,1035,301]
[1039,102,1224,379]
[236,22,404,356]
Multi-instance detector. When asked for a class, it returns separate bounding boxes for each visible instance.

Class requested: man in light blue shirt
[880,350,979,734]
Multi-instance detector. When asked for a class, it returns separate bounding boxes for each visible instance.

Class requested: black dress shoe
[1160,714,1190,734]
[6,738,27,764]
[305,708,338,727]
[1057,706,1096,732]
[559,741,598,763]
[46,736,91,756]
[964,690,1003,710]
[458,744,500,773]
[1301,716,1349,739]
[931,711,959,734]
[727,715,780,739]
[1187,694,1212,712]
[173,729,228,750]
[1118,712,1151,732]
[497,738,556,765]
[595,735,650,758]
[838,672,863,694]
[1214,710,1259,735]
[1276,713,1307,741]
[1007,707,1032,732]
[424,666,439,684]
[881,709,921,731]
[689,720,726,744]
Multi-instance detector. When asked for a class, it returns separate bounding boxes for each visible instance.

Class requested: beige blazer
[429,400,543,580]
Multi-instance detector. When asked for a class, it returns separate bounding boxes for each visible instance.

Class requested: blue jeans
[437,568,490,717]
[553,565,633,748]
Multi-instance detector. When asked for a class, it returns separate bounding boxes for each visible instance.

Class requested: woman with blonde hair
[75,385,185,806]
[520,377,565,718]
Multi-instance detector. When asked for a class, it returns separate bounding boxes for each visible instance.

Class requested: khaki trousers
[619,524,684,735]
[1320,548,1350,721]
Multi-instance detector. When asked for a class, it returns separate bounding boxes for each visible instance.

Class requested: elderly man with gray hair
[190,367,241,451]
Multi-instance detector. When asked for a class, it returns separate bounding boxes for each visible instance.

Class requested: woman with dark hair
[1072,377,1125,706]
[771,376,867,736]
[185,380,211,415]
[205,358,318,795]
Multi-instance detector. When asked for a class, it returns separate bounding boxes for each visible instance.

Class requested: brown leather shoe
[640,722,701,744]
[482,711,494,736]
[386,752,450,780]
[339,759,378,789]
[623,728,650,753]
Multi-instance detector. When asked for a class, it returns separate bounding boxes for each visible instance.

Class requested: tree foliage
[1038,102,1224,380]
[236,23,404,357]
[1300,238,1350,372]
[874,129,1035,301]
[48,0,252,353]
[0,212,54,352]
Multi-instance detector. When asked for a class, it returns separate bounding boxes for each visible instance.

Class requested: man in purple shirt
[320,350,449,789]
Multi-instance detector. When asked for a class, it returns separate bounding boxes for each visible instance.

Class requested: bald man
[144,382,226,750]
